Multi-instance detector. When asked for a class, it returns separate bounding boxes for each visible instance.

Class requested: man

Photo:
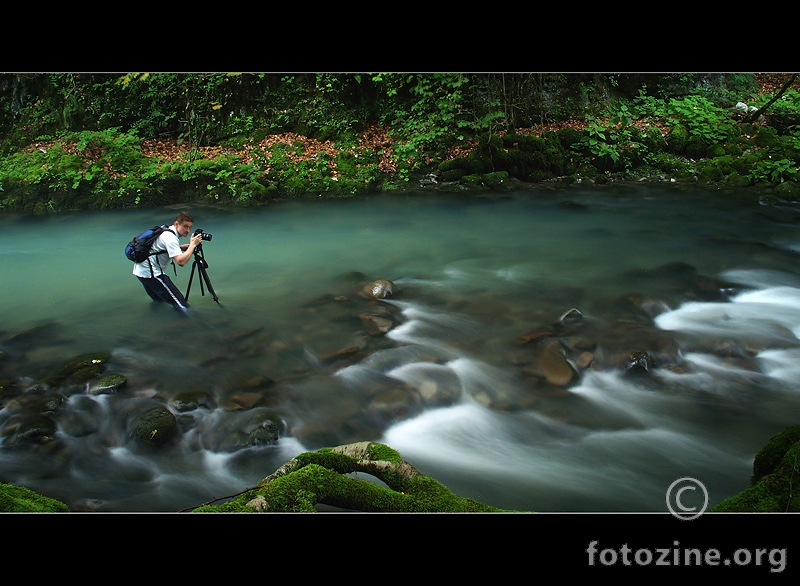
[132,211,204,313]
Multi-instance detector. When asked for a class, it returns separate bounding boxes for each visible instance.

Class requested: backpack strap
[146,225,175,278]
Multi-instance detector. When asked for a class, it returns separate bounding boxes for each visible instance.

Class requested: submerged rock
[624,350,654,375]
[0,412,58,446]
[201,408,286,452]
[522,340,577,388]
[171,389,216,412]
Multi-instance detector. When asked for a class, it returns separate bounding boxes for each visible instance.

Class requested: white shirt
[132,227,182,278]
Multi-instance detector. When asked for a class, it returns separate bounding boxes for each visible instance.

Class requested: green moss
[366,442,402,464]
[193,442,510,513]
[667,124,689,154]
[751,425,800,484]
[0,482,69,512]
[712,425,800,512]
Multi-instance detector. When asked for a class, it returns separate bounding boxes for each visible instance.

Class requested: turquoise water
[1,186,799,512]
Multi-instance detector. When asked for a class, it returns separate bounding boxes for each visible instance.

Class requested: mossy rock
[0,413,58,446]
[554,127,583,149]
[775,180,800,201]
[461,174,484,186]
[726,171,751,187]
[0,482,69,512]
[55,352,111,377]
[732,153,758,175]
[441,167,466,182]
[502,133,546,152]
[667,124,689,154]
[696,161,724,182]
[685,135,711,159]
[712,425,800,512]
[483,171,509,188]
[88,373,128,395]
[438,157,469,173]
[128,405,178,446]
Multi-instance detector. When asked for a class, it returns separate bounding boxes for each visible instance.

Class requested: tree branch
[745,73,799,123]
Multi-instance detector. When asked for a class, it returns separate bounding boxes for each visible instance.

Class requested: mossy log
[191,441,508,512]
[0,482,69,512]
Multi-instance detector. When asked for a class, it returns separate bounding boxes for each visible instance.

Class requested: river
[1,184,799,512]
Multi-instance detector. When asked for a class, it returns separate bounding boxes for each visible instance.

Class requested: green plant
[665,95,736,143]
[749,155,799,183]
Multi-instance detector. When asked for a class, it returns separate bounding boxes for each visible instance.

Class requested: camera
[194,228,213,242]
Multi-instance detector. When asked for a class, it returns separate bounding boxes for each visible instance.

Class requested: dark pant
[138,274,190,313]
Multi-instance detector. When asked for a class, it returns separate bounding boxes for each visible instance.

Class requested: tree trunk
[745,73,799,123]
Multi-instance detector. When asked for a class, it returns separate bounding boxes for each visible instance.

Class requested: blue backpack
[125,225,169,263]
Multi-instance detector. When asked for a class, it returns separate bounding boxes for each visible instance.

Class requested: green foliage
[749,155,799,183]
[665,95,736,143]
[373,73,505,178]
[747,126,800,184]
[0,73,797,210]
[571,105,649,172]
[752,88,800,117]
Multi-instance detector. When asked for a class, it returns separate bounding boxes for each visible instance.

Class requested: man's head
[174,211,194,237]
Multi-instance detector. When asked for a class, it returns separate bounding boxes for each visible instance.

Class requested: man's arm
[172,233,204,267]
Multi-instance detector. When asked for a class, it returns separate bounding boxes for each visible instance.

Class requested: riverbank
[3,89,799,214]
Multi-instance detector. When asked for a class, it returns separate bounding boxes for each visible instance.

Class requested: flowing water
[1,185,799,512]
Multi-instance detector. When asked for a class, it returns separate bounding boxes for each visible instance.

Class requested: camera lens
[202,233,212,241]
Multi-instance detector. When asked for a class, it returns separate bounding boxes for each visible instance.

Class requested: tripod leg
[185,261,197,302]
[199,264,220,304]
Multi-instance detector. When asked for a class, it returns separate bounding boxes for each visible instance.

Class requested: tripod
[185,244,220,305]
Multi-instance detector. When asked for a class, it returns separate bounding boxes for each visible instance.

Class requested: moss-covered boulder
[712,425,800,512]
[128,405,178,446]
[667,124,689,154]
[192,441,510,512]
[0,482,69,512]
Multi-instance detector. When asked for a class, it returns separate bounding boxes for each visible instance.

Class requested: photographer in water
[132,211,204,313]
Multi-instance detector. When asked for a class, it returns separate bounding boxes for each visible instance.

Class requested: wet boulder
[524,340,578,387]
[361,386,423,428]
[46,351,111,386]
[361,279,395,300]
[0,412,58,446]
[129,405,178,446]
[201,408,285,452]
[0,379,20,407]
[88,374,128,395]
